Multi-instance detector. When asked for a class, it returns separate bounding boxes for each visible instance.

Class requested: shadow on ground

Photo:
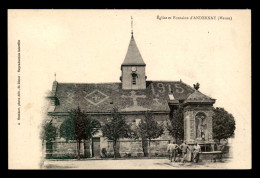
[43,158,231,169]
[154,159,229,168]
[44,165,76,169]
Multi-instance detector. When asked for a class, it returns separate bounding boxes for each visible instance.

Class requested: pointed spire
[122,36,146,66]
[122,17,145,66]
[54,73,56,81]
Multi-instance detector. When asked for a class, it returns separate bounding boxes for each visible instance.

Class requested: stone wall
[45,140,84,159]
[45,138,171,158]
[106,139,169,157]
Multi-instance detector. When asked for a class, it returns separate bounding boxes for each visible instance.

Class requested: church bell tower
[120,17,146,90]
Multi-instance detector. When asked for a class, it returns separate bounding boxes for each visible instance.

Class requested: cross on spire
[131,16,133,37]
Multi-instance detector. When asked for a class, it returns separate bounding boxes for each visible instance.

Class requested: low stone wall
[106,139,169,157]
[107,140,144,157]
[44,139,230,160]
[149,140,169,156]
[198,151,223,162]
[45,139,171,159]
[46,141,84,159]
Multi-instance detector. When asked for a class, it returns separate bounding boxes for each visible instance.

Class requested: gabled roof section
[184,90,215,104]
[122,36,146,66]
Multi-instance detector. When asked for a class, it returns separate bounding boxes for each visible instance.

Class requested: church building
[46,22,216,158]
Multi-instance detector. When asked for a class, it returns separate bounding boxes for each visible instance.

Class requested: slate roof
[122,36,146,66]
[50,81,197,113]
[184,90,215,104]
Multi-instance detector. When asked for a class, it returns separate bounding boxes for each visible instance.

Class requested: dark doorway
[92,137,100,157]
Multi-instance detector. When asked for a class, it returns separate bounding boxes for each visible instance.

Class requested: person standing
[167,140,171,160]
[193,142,201,163]
[172,141,179,162]
[179,141,190,163]
[167,141,178,162]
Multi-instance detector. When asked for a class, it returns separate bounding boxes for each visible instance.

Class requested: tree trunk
[83,140,86,158]
[148,140,151,159]
[141,138,148,157]
[77,140,81,160]
[113,140,117,159]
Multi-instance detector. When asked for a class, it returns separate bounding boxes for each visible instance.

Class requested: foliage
[74,107,88,142]
[136,111,164,141]
[101,108,132,158]
[59,107,101,159]
[60,107,101,141]
[166,105,184,143]
[42,120,57,142]
[60,115,75,141]
[212,107,236,142]
[135,111,164,157]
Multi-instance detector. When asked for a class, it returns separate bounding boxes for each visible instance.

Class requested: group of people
[166,140,201,163]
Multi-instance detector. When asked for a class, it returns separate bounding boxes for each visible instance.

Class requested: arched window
[132,76,136,85]
[131,73,137,85]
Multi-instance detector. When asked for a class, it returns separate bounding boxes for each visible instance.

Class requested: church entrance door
[92,137,100,157]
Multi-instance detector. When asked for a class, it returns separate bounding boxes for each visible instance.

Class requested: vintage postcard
[8,9,251,169]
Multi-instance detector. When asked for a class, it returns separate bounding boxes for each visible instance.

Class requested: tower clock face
[131,67,137,72]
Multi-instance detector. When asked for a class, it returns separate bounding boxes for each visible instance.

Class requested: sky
[8,10,251,169]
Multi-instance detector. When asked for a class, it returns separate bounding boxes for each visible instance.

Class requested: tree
[132,121,148,157]
[166,105,184,144]
[60,107,101,159]
[60,116,75,142]
[41,120,57,158]
[41,120,57,142]
[135,111,164,158]
[133,128,149,157]
[212,107,236,143]
[101,108,132,158]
